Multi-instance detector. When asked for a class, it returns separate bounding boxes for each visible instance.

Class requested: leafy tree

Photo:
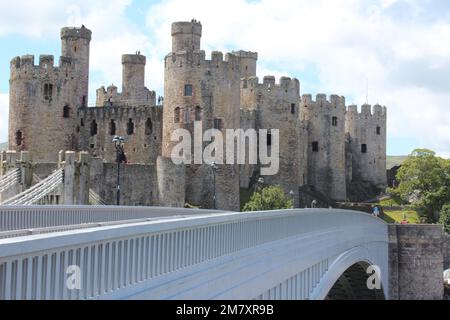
[390,149,450,222]
[243,185,294,212]
[439,204,450,234]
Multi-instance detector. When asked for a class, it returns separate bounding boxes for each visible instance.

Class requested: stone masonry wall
[389,224,444,300]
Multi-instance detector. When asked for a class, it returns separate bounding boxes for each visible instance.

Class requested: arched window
[63,105,70,118]
[127,119,135,135]
[90,120,98,136]
[174,107,181,123]
[145,118,153,136]
[109,120,116,136]
[195,106,202,121]
[15,130,23,146]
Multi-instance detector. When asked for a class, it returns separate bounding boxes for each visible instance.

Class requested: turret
[232,50,258,78]
[171,20,202,52]
[122,54,146,102]
[61,26,92,107]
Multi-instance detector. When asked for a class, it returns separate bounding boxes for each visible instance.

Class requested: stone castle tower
[162,20,243,211]
[9,26,91,162]
[6,20,388,209]
[300,94,347,200]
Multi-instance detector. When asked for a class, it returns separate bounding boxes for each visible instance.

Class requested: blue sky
[0,0,449,157]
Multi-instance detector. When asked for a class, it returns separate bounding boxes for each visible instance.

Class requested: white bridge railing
[0,169,63,206]
[0,208,388,300]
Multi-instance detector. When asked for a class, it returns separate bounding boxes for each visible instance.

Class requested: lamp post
[257,177,265,211]
[211,162,218,209]
[113,136,125,206]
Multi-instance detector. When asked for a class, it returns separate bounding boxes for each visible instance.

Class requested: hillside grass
[383,210,420,224]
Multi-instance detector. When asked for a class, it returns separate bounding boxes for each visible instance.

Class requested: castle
[7,20,387,211]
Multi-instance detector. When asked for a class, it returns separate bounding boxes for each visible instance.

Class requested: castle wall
[346,104,387,188]
[300,94,347,201]
[241,76,307,206]
[89,157,158,206]
[77,105,162,165]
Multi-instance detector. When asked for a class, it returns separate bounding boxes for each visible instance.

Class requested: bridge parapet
[0,208,389,300]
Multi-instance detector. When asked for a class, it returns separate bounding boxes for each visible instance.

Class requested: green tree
[439,204,450,234]
[390,149,450,222]
[243,185,294,212]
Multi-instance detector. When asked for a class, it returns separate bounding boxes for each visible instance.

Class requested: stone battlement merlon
[347,104,387,117]
[60,26,92,41]
[10,54,74,79]
[242,76,300,93]
[302,94,346,108]
[165,50,241,74]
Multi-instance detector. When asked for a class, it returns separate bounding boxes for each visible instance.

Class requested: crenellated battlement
[10,54,74,80]
[346,104,387,118]
[165,49,242,76]
[241,76,300,95]
[301,94,346,108]
[78,105,162,122]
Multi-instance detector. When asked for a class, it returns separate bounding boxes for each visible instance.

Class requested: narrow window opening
[90,120,98,136]
[15,130,23,146]
[82,96,87,107]
[184,84,193,97]
[63,105,70,118]
[195,106,202,121]
[312,142,319,152]
[214,118,224,131]
[127,119,135,135]
[43,83,53,101]
[332,116,338,127]
[361,144,368,154]
[145,118,153,135]
[376,126,381,135]
[174,107,181,123]
[109,120,116,136]
[291,104,296,115]
[80,118,85,127]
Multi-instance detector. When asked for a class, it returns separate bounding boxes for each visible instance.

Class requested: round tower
[122,54,146,102]
[171,20,202,52]
[163,21,241,211]
[61,26,91,107]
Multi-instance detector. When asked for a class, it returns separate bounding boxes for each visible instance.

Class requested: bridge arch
[310,246,387,300]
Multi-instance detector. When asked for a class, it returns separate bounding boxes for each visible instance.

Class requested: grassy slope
[383,210,420,224]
